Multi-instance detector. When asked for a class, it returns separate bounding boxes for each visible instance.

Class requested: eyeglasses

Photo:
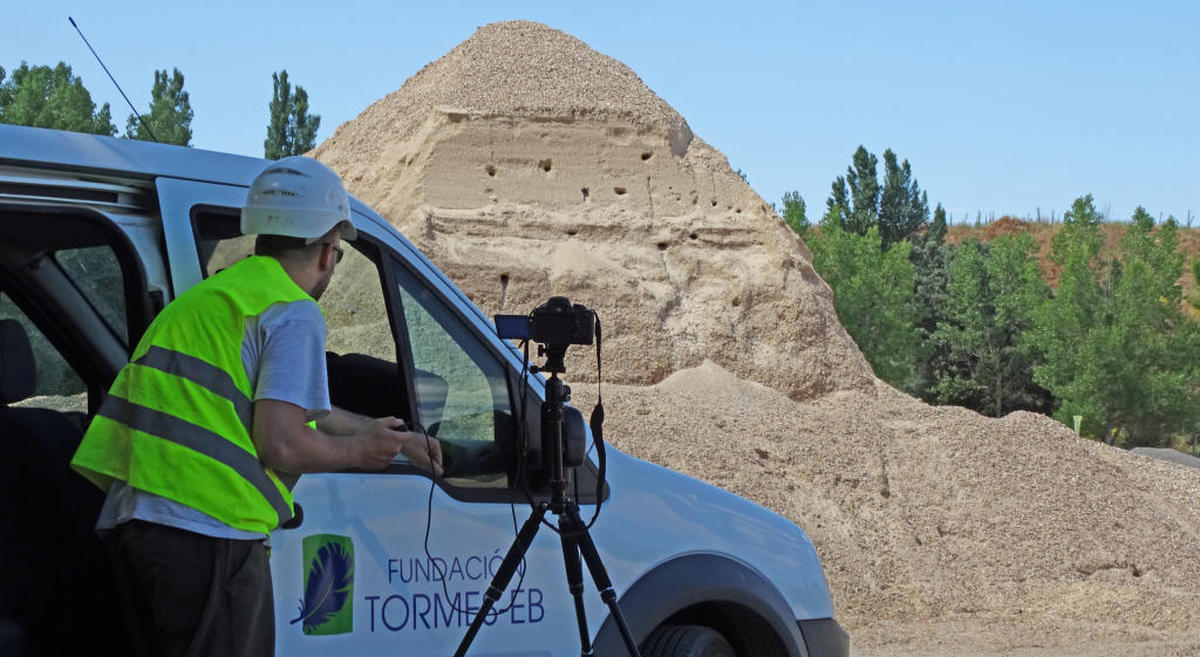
[324,243,345,264]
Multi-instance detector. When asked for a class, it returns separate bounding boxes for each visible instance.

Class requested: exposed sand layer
[313,20,1200,655]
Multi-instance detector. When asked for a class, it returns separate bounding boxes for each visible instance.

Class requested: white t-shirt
[95,299,330,541]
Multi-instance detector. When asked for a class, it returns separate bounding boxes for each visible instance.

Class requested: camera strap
[587,318,606,528]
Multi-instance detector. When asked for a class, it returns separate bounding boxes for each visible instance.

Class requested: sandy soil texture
[312,21,1200,655]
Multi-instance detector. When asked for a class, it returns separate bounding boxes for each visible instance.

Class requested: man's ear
[318,243,337,271]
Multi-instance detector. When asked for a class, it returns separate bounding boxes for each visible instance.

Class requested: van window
[324,243,397,365]
[392,262,512,487]
[0,291,87,412]
[55,246,129,346]
[190,211,512,487]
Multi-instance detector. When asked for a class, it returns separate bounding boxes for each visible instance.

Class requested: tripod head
[533,342,570,376]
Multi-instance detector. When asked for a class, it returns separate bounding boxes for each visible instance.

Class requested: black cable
[419,418,528,616]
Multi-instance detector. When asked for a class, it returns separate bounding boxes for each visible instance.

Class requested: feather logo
[292,534,355,635]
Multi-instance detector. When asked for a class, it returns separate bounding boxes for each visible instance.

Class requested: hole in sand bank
[485,165,496,177]
[641,152,652,161]
[657,242,668,251]
[539,159,552,172]
[614,187,627,195]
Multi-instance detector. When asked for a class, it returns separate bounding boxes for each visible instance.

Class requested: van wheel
[641,624,735,657]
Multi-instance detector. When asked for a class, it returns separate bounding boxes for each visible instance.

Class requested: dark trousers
[108,520,275,657]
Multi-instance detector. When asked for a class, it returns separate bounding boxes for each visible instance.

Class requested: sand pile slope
[583,363,1200,638]
[313,20,872,400]
[314,20,1200,650]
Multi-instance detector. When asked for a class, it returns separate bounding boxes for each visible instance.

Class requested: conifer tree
[933,234,1050,416]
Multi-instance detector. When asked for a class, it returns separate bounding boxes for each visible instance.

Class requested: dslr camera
[495,296,595,346]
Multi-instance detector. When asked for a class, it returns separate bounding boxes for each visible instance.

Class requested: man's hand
[400,431,444,477]
[357,417,409,470]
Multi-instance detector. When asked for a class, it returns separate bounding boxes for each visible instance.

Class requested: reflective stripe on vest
[95,394,292,524]
[134,345,254,430]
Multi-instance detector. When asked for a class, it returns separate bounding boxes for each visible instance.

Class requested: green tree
[264,70,321,159]
[126,68,193,146]
[1029,195,1107,435]
[932,234,1050,416]
[1031,197,1200,445]
[927,202,948,245]
[809,222,921,387]
[824,146,880,235]
[907,203,952,399]
[879,149,929,248]
[824,146,930,248]
[781,191,808,235]
[0,61,116,135]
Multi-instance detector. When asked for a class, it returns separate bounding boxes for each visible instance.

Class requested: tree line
[782,146,1200,449]
[0,61,319,158]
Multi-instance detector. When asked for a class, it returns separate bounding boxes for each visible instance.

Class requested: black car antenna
[68,16,158,142]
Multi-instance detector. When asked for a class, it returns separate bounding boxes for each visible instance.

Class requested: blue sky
[6,1,1198,225]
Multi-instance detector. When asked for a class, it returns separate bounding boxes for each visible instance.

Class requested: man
[71,156,442,657]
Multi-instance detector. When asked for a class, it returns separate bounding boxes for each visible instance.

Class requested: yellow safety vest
[72,256,318,533]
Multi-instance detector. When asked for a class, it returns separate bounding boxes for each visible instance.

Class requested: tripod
[453,344,642,657]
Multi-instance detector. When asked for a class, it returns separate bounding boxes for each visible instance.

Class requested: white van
[0,124,848,657]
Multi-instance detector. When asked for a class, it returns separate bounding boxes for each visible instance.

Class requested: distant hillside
[947,217,1200,313]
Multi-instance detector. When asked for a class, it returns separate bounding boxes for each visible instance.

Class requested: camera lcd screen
[494,314,532,340]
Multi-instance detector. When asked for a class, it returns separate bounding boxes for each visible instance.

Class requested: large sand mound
[315,20,1200,651]
[313,20,871,400]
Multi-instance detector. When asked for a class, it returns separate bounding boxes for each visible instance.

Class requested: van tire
[641,624,736,657]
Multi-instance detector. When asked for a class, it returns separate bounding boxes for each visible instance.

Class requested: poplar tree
[264,70,321,159]
[781,191,808,235]
[1031,197,1200,445]
[879,149,929,248]
[126,68,193,146]
[808,222,921,388]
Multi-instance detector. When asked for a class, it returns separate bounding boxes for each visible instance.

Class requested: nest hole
[614,187,627,195]
[689,233,698,240]
[539,159,552,173]
[485,165,496,177]
[656,242,668,251]
[641,152,652,161]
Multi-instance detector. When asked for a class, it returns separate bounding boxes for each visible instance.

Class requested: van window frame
[0,204,152,409]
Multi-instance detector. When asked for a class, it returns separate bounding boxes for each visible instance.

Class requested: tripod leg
[454,503,548,657]
[559,514,594,657]
[565,503,643,657]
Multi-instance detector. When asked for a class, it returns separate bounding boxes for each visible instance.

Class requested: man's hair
[253,224,350,262]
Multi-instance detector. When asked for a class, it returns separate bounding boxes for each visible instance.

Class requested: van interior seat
[0,318,126,656]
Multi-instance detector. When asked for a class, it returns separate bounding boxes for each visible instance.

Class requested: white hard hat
[241,156,357,242]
